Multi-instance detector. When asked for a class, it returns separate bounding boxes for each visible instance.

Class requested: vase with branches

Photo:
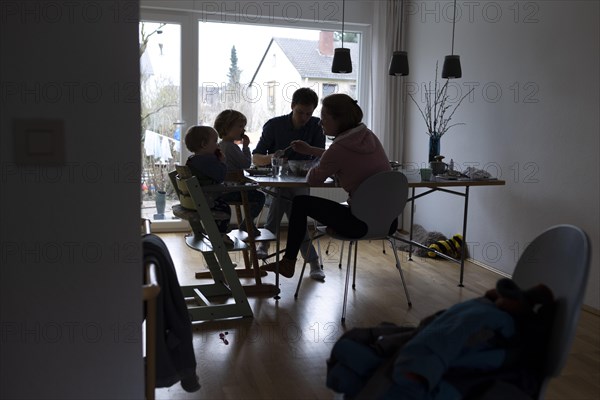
[409,62,474,161]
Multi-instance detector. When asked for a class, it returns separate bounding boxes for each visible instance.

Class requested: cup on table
[420,168,433,181]
[271,157,284,177]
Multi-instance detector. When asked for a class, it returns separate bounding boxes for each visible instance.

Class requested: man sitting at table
[252,87,326,280]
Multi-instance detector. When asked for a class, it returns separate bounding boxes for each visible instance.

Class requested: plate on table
[246,167,272,176]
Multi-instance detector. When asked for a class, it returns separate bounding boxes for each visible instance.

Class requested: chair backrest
[511,224,590,396]
[169,166,195,210]
[350,171,409,239]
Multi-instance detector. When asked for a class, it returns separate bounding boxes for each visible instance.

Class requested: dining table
[245,172,337,297]
[245,168,505,289]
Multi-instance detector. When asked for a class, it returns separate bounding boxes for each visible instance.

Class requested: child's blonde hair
[214,109,247,139]
[184,125,217,152]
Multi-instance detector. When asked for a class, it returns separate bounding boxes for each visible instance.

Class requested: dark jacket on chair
[142,234,199,391]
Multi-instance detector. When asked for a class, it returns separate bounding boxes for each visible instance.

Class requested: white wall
[0,1,143,398]
[403,1,599,309]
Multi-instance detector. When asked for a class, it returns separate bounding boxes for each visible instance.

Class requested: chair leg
[388,237,412,307]
[341,241,354,324]
[338,241,344,269]
[352,241,358,289]
[294,236,314,298]
[294,259,309,299]
[382,239,386,254]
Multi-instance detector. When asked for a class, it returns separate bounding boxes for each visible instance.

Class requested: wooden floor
[154,232,600,400]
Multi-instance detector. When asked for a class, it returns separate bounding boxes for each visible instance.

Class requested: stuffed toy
[428,234,463,259]
[396,224,448,257]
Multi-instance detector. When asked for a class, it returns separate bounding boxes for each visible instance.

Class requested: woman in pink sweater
[263,93,392,279]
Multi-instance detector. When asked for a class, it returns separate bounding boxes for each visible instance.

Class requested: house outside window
[267,81,276,110]
[322,83,338,98]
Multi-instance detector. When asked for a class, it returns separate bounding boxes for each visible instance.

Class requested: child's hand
[241,134,250,147]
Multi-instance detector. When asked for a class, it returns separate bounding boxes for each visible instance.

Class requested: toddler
[184,125,233,245]
[214,109,265,237]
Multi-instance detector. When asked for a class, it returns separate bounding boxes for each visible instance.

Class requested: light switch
[27,130,54,155]
[14,119,65,165]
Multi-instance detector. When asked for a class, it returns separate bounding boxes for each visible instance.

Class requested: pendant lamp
[389,0,409,76]
[442,0,462,79]
[332,0,352,73]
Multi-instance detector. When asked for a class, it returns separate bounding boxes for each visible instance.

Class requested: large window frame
[140,8,372,232]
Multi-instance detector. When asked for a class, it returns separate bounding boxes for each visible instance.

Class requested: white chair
[294,170,412,323]
[509,224,590,399]
[349,224,590,399]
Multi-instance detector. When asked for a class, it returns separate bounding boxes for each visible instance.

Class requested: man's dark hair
[291,88,318,108]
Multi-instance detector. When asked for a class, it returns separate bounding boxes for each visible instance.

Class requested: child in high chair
[214,109,265,237]
[184,125,234,245]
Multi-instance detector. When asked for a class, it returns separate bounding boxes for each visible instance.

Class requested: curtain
[369,0,406,163]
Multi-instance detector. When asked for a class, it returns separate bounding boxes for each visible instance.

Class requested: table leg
[273,187,282,299]
[458,186,470,287]
[408,187,416,261]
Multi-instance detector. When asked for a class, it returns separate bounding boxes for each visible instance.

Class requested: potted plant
[408,62,474,161]
[147,159,168,215]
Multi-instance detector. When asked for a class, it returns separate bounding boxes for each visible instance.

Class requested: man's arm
[252,119,277,166]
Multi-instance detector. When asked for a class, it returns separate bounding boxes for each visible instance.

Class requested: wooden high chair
[168,167,278,322]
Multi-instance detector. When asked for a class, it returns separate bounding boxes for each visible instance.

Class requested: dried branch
[409,62,474,137]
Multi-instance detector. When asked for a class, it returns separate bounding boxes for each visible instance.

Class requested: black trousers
[284,195,368,260]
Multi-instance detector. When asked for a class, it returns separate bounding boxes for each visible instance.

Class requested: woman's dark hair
[321,93,363,132]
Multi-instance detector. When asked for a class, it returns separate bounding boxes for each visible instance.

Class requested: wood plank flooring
[154,232,600,399]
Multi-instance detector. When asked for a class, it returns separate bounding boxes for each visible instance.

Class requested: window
[139,21,182,223]
[197,22,361,149]
[322,83,338,98]
[139,8,366,231]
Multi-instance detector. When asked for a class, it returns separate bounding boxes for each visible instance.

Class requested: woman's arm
[291,140,326,158]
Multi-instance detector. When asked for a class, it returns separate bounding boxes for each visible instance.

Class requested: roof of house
[250,37,358,84]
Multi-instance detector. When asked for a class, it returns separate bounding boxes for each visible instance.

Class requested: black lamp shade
[442,55,462,79]
[389,51,409,76]
[332,48,352,73]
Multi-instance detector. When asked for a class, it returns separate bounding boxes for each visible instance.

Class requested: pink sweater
[307,123,390,197]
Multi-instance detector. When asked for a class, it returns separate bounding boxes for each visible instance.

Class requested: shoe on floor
[261,257,296,278]
[221,234,234,247]
[309,261,325,281]
[255,242,270,259]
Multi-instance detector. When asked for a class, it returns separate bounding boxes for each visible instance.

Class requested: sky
[143,21,321,85]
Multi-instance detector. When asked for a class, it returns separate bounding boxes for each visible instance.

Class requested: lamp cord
[399,0,404,48]
[341,0,345,48]
[451,0,457,54]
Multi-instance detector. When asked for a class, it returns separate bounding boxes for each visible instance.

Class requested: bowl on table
[287,160,314,177]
